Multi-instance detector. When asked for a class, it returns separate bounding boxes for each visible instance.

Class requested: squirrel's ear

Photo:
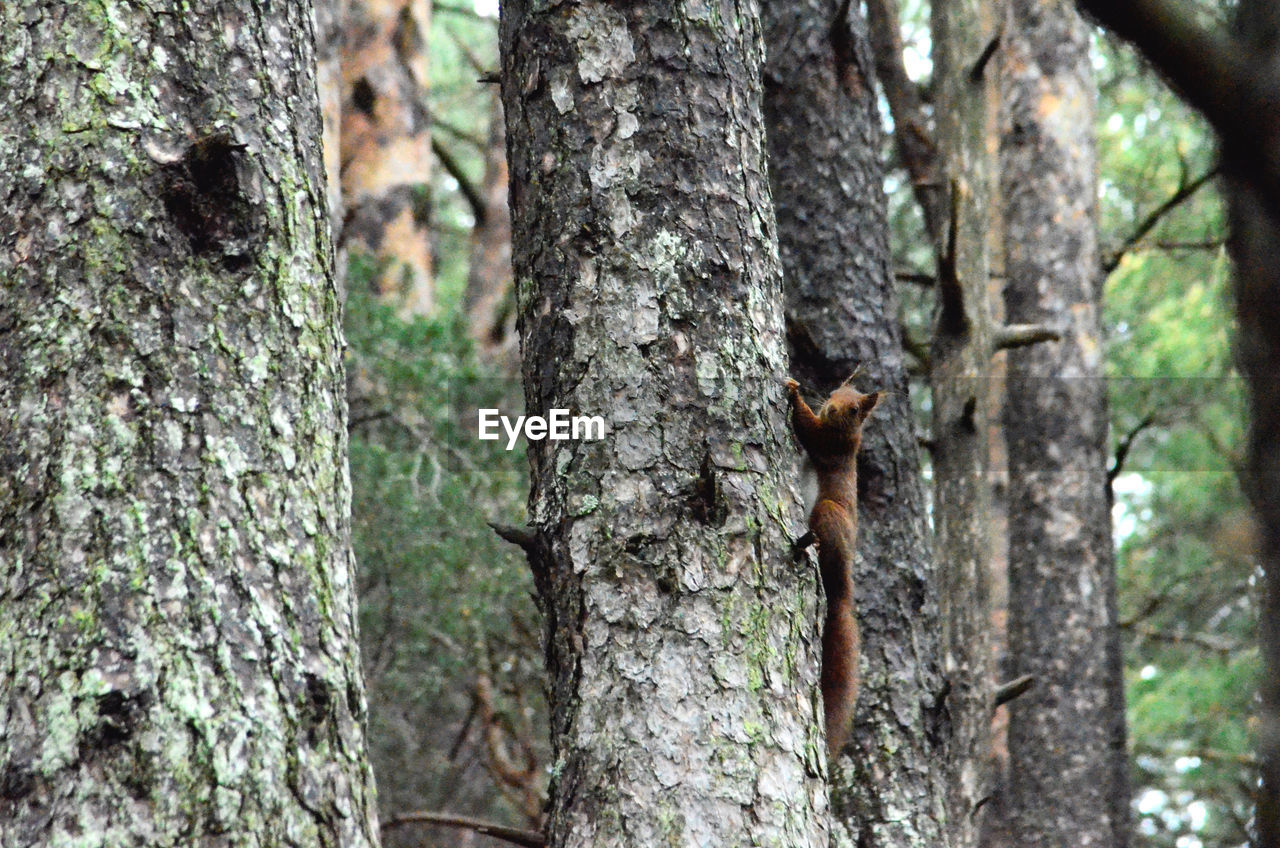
[860,391,883,419]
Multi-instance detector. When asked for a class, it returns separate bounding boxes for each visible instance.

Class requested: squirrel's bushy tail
[812,498,858,761]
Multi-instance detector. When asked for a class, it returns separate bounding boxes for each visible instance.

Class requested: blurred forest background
[335,2,1252,846]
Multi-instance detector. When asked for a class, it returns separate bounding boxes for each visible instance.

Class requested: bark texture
[999,2,1130,845]
[340,0,434,314]
[500,1,830,845]
[931,0,1002,844]
[0,3,379,846]
[763,2,948,846]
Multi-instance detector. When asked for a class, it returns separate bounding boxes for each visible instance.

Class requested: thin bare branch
[429,110,490,149]
[896,269,937,286]
[489,522,539,553]
[1075,0,1280,215]
[1130,623,1240,656]
[993,323,1061,351]
[993,674,1036,709]
[900,321,931,371]
[434,1,486,19]
[1153,238,1226,251]
[1102,167,1219,274]
[382,811,546,847]
[866,0,945,241]
[1107,413,1157,486]
[433,138,488,225]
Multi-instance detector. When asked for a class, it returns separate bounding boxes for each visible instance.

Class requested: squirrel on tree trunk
[786,377,881,763]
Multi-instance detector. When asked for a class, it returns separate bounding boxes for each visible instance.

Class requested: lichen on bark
[0,3,379,846]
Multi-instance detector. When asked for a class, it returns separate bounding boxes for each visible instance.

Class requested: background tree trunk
[763,2,949,845]
[340,0,434,315]
[931,0,1003,843]
[1228,2,1280,840]
[0,2,380,846]
[997,1,1131,845]
[500,2,830,845]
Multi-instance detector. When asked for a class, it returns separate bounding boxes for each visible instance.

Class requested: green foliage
[344,269,543,823]
[339,9,550,835]
[1097,29,1256,848]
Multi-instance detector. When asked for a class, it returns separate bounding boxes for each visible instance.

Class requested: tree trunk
[1235,181,1280,848]
[931,0,1002,844]
[763,2,949,845]
[1229,2,1280,841]
[499,2,830,846]
[0,2,379,847]
[998,2,1130,845]
[340,0,434,315]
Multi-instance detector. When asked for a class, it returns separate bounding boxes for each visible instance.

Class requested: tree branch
[993,674,1035,709]
[969,28,1003,83]
[900,320,931,371]
[1075,0,1242,138]
[936,179,966,334]
[1075,0,1280,209]
[433,138,488,226]
[1153,238,1226,252]
[489,522,539,553]
[1117,570,1207,629]
[896,269,937,286]
[434,1,486,19]
[382,811,546,847]
[429,109,490,150]
[992,323,1061,351]
[449,26,493,76]
[447,693,479,762]
[1107,413,1156,486]
[1130,623,1239,656]
[1102,166,1219,274]
[865,0,945,242]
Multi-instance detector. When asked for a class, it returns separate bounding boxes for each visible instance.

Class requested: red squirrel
[785,378,881,762]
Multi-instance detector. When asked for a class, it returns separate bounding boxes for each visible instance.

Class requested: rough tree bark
[762,2,949,846]
[500,1,829,846]
[931,0,1003,844]
[0,2,379,847]
[1070,0,1280,840]
[996,1,1131,845]
[340,0,434,314]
